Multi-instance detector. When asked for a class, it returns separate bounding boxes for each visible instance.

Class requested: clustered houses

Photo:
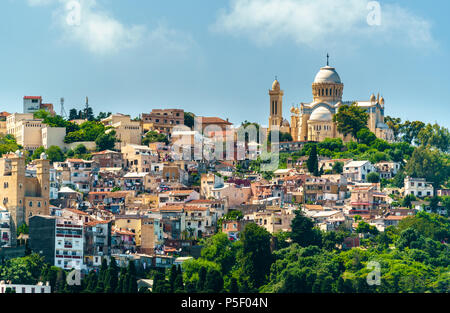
[0,99,445,277]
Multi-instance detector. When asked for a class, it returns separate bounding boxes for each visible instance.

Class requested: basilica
[268,58,394,143]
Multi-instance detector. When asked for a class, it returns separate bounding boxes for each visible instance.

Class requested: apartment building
[54,159,96,193]
[158,190,200,206]
[84,220,111,266]
[350,185,389,214]
[29,215,84,270]
[184,206,213,238]
[200,173,225,199]
[91,150,124,168]
[375,161,401,179]
[404,176,434,198]
[114,215,163,253]
[101,113,142,149]
[6,113,43,151]
[141,109,184,135]
[122,144,158,173]
[343,160,377,182]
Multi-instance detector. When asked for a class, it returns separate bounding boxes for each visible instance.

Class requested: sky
[0,0,449,129]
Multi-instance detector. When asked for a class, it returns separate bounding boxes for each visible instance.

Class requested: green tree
[184,112,195,129]
[367,172,381,183]
[104,257,119,293]
[307,144,319,175]
[46,146,66,163]
[74,144,88,155]
[31,146,45,160]
[401,120,425,145]
[200,233,237,274]
[405,146,450,188]
[236,223,273,290]
[356,128,376,145]
[385,116,403,142]
[204,269,224,293]
[17,222,29,235]
[417,123,450,153]
[95,130,117,151]
[332,161,344,174]
[333,103,369,139]
[142,130,169,145]
[69,108,79,120]
[290,210,322,247]
[0,134,21,157]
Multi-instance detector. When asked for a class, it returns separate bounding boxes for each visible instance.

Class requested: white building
[0,210,11,248]
[54,217,84,270]
[375,161,401,179]
[404,176,434,198]
[343,160,377,182]
[23,96,42,114]
[0,281,51,294]
[42,126,66,149]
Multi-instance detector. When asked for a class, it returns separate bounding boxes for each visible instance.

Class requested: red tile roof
[65,208,89,216]
[23,96,42,100]
[85,220,110,227]
[198,117,232,125]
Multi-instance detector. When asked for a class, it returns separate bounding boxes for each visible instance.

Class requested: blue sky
[0,0,449,128]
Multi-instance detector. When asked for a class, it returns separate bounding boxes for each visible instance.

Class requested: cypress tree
[86,271,98,293]
[229,277,239,293]
[105,257,119,293]
[169,265,178,291]
[116,267,127,293]
[127,261,138,293]
[196,267,207,292]
[205,269,224,293]
[307,144,318,175]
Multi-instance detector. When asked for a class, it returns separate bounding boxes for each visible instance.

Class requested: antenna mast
[60,97,67,118]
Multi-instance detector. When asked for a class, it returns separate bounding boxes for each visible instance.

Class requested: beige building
[268,58,394,143]
[121,144,159,173]
[0,152,50,246]
[101,114,142,149]
[41,126,66,149]
[6,113,44,151]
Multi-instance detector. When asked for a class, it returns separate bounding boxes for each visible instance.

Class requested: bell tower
[269,78,284,132]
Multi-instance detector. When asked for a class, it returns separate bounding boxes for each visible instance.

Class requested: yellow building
[0,152,50,246]
[101,113,142,150]
[268,58,393,143]
[114,215,162,253]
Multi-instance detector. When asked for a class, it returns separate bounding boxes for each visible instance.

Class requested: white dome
[310,106,332,121]
[314,66,341,84]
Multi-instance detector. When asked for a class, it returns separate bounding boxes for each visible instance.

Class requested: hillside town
[0,63,449,294]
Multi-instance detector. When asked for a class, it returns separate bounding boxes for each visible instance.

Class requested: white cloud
[27,0,194,55]
[212,0,435,48]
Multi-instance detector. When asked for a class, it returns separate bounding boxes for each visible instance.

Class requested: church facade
[268,60,393,143]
